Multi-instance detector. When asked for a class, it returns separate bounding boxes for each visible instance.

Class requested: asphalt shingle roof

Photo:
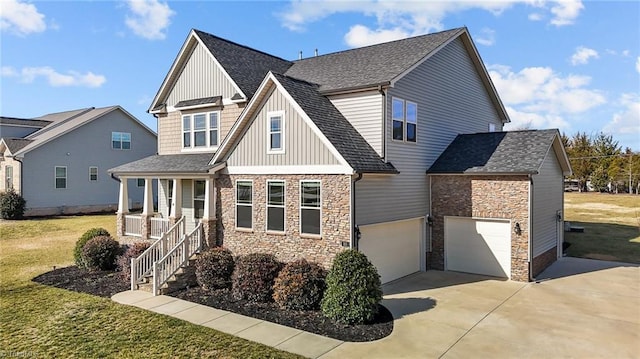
[109,153,214,174]
[2,138,33,153]
[273,73,397,174]
[194,30,292,99]
[285,28,464,93]
[0,117,51,128]
[427,130,559,174]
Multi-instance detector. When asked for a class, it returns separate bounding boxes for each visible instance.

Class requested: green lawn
[0,214,300,358]
[564,193,640,263]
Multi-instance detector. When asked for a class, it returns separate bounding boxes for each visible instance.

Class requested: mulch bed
[32,266,393,342]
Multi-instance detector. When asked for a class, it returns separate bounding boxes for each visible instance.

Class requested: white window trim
[5,165,13,190]
[267,110,285,154]
[89,166,98,182]
[235,179,253,230]
[112,132,131,150]
[299,180,322,237]
[181,111,221,152]
[406,100,418,143]
[193,179,205,220]
[266,180,286,233]
[55,166,67,189]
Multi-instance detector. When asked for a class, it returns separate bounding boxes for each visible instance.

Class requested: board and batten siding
[356,37,505,224]
[329,91,383,156]
[531,150,563,257]
[166,43,238,107]
[227,86,340,167]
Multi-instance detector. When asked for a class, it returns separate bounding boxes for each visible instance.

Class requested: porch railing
[124,215,143,237]
[150,217,170,240]
[130,216,185,291]
[152,222,203,296]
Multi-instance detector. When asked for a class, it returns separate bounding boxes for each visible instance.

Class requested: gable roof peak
[192,29,291,64]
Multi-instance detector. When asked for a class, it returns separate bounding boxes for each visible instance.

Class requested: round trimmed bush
[74,227,111,267]
[273,259,326,311]
[117,241,152,281]
[0,189,26,220]
[321,249,382,325]
[195,247,235,291]
[232,253,282,303]
[81,235,121,271]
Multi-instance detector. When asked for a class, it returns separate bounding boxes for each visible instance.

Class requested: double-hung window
[5,165,13,189]
[194,180,205,219]
[391,97,417,142]
[268,111,284,153]
[266,181,285,232]
[300,181,321,235]
[89,166,98,181]
[182,111,220,149]
[112,132,131,149]
[55,166,66,189]
[236,180,253,229]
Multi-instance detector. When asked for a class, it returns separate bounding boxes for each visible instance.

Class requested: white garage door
[359,218,423,284]
[445,217,511,278]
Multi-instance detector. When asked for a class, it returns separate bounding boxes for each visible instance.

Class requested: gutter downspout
[379,86,387,162]
[110,173,121,183]
[15,157,24,196]
[528,174,534,281]
[352,172,363,250]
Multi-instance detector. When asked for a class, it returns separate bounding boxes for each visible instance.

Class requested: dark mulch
[32,266,394,342]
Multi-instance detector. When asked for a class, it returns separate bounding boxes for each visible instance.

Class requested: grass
[564,192,640,263]
[0,214,301,358]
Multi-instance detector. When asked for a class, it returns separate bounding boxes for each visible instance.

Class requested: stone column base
[200,219,217,249]
[141,214,151,240]
[116,212,126,238]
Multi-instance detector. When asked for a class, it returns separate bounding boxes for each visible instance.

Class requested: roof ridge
[26,107,95,139]
[193,28,293,64]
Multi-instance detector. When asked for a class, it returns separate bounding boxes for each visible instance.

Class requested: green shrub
[0,189,26,220]
[273,259,326,311]
[117,241,152,281]
[321,249,382,325]
[195,247,235,291]
[74,227,111,267]
[232,253,282,303]
[81,235,121,271]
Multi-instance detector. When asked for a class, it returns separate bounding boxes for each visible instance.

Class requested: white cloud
[570,46,599,65]
[549,0,584,26]
[125,0,174,40]
[1,66,106,88]
[636,57,640,74]
[476,27,496,46]
[344,25,409,48]
[602,94,640,149]
[0,0,46,35]
[489,64,606,130]
[528,12,543,21]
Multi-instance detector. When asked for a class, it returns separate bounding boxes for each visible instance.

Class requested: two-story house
[110,27,571,285]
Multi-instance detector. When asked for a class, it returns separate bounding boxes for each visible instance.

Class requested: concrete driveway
[321,257,639,358]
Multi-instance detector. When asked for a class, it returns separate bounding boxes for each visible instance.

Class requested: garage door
[445,217,511,278]
[359,218,423,284]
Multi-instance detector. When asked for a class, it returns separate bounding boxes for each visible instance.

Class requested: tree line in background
[561,132,640,194]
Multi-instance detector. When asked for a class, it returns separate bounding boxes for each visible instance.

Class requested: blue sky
[1,0,639,150]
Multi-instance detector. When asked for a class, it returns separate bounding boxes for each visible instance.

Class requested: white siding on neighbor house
[532,149,563,257]
[166,43,238,107]
[227,86,341,167]
[329,91,383,156]
[357,37,504,224]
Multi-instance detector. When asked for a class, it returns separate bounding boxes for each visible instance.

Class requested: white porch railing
[124,215,143,237]
[152,222,203,295]
[150,217,170,240]
[130,216,185,291]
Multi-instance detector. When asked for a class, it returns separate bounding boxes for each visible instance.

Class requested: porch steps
[136,256,200,295]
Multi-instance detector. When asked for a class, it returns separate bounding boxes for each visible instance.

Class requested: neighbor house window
[182,111,220,149]
[194,180,205,219]
[489,123,496,132]
[137,178,145,187]
[392,97,417,142]
[5,165,13,189]
[112,132,131,149]
[236,180,253,229]
[268,111,284,153]
[55,166,66,189]
[89,166,98,181]
[266,181,285,232]
[300,181,321,235]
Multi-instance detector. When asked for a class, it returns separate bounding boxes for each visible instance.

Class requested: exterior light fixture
[514,222,522,236]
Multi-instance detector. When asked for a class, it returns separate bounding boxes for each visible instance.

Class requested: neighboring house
[110,27,571,283]
[0,107,157,216]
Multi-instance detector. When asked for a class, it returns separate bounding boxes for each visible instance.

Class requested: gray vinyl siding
[329,91,383,156]
[227,86,340,167]
[357,37,504,224]
[166,43,238,107]
[20,109,157,210]
[532,150,563,257]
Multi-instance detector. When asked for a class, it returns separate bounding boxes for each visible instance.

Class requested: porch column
[116,178,129,238]
[141,178,153,240]
[201,178,217,248]
[169,178,182,223]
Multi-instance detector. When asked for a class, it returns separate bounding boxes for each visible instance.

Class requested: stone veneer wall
[532,246,557,278]
[217,174,351,269]
[429,175,531,282]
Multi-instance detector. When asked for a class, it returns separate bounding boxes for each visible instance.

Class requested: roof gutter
[319,82,391,96]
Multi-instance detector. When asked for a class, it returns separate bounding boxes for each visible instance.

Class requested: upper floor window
[112,132,131,150]
[488,123,496,132]
[182,111,220,150]
[267,111,284,153]
[55,166,66,189]
[5,165,13,190]
[89,166,98,181]
[392,97,417,143]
